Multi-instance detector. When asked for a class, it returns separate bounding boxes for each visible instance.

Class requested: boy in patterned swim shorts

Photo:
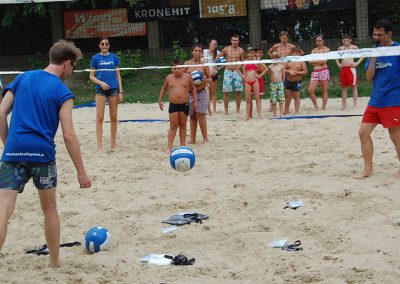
[268,52,286,117]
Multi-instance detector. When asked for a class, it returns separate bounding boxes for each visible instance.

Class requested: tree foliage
[1,0,139,27]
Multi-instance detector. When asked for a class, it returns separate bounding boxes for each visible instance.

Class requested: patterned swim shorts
[0,161,57,193]
[222,69,243,92]
[311,68,330,81]
[189,88,208,116]
[270,81,285,103]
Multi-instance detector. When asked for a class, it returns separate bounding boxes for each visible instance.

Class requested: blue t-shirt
[91,53,120,92]
[1,70,74,162]
[365,41,400,108]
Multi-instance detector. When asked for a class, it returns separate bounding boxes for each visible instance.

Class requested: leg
[308,80,319,110]
[388,127,400,177]
[206,87,212,116]
[293,91,301,114]
[358,123,378,177]
[341,87,348,110]
[167,112,179,153]
[95,95,107,151]
[235,91,241,114]
[272,103,277,117]
[196,112,208,143]
[253,81,261,119]
[223,92,230,115]
[108,96,119,150]
[0,190,18,252]
[279,102,285,117]
[284,89,292,115]
[320,80,329,110]
[211,81,217,113]
[38,188,60,268]
[189,114,197,144]
[178,112,188,146]
[244,82,252,120]
[352,85,358,109]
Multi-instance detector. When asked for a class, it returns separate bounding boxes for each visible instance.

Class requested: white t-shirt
[202,49,221,73]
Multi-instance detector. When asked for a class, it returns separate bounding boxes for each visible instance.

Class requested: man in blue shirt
[0,40,91,267]
[359,19,400,178]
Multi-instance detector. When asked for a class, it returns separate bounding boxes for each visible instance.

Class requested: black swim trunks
[169,102,189,115]
[284,80,302,92]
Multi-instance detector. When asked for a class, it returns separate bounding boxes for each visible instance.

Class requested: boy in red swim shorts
[336,34,363,110]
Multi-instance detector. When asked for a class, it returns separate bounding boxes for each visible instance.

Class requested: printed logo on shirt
[376,62,393,69]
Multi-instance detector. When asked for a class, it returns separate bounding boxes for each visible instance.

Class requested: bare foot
[341,106,346,110]
[224,111,228,115]
[188,140,196,145]
[203,139,209,144]
[395,170,400,178]
[50,259,61,268]
[361,168,374,178]
[165,148,171,154]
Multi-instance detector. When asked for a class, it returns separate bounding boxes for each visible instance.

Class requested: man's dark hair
[279,31,289,37]
[342,33,352,40]
[374,19,392,32]
[172,58,181,65]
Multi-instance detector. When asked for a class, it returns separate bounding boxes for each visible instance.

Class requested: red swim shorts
[362,106,400,128]
[340,66,358,87]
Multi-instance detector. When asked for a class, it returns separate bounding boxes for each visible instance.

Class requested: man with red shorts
[359,19,400,178]
[336,34,364,110]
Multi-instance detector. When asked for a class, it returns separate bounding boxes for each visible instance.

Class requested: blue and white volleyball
[191,71,204,85]
[217,56,227,63]
[85,226,111,254]
[170,146,196,172]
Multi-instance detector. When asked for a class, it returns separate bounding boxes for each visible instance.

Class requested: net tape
[1,46,399,75]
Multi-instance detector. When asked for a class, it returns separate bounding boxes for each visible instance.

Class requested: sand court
[1,97,400,283]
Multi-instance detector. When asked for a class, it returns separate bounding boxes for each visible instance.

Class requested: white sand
[1,97,400,283]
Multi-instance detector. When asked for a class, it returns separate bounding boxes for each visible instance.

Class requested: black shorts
[284,80,302,92]
[169,102,189,115]
[212,73,218,81]
[96,88,118,97]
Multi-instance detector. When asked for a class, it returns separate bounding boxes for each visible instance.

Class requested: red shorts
[362,106,400,128]
[258,78,265,96]
[340,66,358,87]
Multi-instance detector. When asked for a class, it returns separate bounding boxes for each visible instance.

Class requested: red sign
[64,9,147,39]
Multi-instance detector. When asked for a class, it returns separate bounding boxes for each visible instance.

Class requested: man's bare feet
[188,140,196,145]
[165,148,172,154]
[341,106,346,110]
[203,139,209,144]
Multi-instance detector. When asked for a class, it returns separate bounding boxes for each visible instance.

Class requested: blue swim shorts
[0,161,57,193]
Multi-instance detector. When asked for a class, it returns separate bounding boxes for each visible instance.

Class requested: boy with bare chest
[284,46,307,114]
[268,52,286,117]
[159,59,197,153]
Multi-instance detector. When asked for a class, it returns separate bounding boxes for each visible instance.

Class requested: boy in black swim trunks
[159,59,197,154]
[284,46,307,115]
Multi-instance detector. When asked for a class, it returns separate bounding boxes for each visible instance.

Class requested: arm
[158,77,168,111]
[115,67,123,102]
[0,91,14,145]
[189,78,198,111]
[281,66,285,81]
[354,57,364,67]
[268,45,276,58]
[215,48,226,62]
[59,98,91,188]
[257,64,268,78]
[365,58,376,82]
[89,69,109,90]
